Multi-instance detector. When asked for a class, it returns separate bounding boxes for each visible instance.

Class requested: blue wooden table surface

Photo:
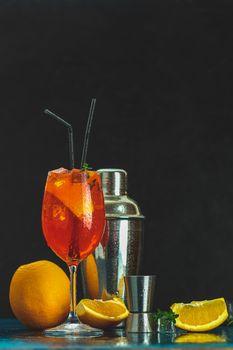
[1,319,233,349]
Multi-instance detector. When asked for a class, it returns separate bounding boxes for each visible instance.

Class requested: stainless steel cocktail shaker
[81,169,144,304]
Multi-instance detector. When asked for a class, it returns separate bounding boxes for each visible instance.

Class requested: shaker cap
[97,168,127,196]
[97,168,144,218]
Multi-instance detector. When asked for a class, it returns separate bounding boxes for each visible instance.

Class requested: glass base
[44,321,104,337]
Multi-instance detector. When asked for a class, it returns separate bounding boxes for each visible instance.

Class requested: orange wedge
[46,168,95,218]
[76,299,129,329]
[171,298,228,332]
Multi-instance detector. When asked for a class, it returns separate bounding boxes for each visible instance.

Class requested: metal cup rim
[124,275,156,279]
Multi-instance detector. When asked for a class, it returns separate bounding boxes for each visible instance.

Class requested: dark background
[1,0,233,317]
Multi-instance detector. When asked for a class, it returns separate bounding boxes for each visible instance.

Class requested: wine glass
[41,167,105,336]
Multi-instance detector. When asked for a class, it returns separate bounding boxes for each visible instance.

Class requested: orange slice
[46,168,94,218]
[76,299,129,329]
[171,298,228,332]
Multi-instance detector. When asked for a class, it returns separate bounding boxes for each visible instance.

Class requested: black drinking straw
[80,98,96,168]
[44,109,75,169]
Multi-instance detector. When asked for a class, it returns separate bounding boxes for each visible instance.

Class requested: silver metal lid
[97,168,127,196]
[97,169,144,219]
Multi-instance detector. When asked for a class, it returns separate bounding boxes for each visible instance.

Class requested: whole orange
[9,260,70,330]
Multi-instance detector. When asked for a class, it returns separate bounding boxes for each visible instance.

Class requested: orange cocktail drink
[42,168,105,266]
[42,101,105,336]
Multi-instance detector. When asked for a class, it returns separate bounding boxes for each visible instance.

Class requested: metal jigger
[124,275,156,333]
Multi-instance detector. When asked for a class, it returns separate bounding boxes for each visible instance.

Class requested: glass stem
[68,264,79,323]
